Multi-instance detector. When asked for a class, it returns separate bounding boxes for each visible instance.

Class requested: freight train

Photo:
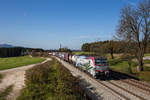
[52,52,110,79]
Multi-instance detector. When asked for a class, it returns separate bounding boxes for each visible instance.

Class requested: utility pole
[60,44,62,52]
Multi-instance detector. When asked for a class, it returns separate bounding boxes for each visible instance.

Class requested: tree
[39,50,43,57]
[82,43,91,52]
[106,40,115,59]
[146,40,150,53]
[31,50,36,57]
[121,41,135,73]
[59,47,72,53]
[116,0,150,71]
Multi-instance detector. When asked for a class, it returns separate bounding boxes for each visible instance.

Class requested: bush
[0,85,13,100]
[17,58,90,100]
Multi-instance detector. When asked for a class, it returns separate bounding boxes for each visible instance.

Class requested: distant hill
[0,44,14,48]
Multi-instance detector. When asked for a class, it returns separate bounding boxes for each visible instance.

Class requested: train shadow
[103,70,139,81]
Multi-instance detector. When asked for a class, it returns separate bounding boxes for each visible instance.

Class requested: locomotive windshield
[95,59,107,65]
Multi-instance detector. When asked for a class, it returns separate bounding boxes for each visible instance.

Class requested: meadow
[0,56,45,70]
[107,53,150,82]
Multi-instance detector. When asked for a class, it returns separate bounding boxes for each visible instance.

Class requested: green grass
[106,53,123,59]
[144,60,150,64]
[144,53,150,57]
[135,66,150,82]
[0,85,13,100]
[108,58,137,73]
[72,51,95,55]
[0,56,45,70]
[108,57,150,82]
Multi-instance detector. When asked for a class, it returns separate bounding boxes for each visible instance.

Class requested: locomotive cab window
[95,59,107,65]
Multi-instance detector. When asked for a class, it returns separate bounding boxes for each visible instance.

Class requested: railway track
[55,57,150,100]
[111,72,150,94]
[96,80,129,100]
[127,79,150,89]
[69,63,129,100]
[106,81,147,100]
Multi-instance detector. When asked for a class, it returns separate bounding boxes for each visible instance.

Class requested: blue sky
[0,0,138,50]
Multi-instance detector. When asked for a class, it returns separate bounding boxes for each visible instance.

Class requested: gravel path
[0,58,51,100]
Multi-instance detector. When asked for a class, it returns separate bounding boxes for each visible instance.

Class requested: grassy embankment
[17,58,90,100]
[74,51,150,82]
[0,56,45,70]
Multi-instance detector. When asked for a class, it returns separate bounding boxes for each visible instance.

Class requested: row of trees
[82,40,150,56]
[82,0,150,71]
[0,47,26,57]
[82,40,125,58]
[0,47,44,57]
[59,47,72,52]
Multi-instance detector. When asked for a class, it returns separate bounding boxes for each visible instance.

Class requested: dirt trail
[0,58,51,100]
